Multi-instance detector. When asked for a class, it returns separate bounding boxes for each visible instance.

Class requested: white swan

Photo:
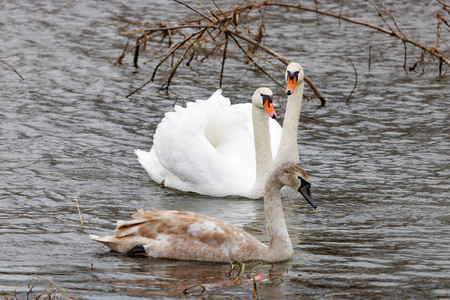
[90,162,317,263]
[274,62,305,166]
[135,88,282,199]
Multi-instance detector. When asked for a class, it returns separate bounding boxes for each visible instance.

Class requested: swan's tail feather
[135,148,167,183]
[90,234,116,245]
[115,219,149,237]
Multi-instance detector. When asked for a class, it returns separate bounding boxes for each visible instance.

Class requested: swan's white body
[90,162,317,263]
[135,89,282,198]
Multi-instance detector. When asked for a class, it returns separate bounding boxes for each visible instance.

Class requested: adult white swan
[135,87,282,198]
[274,62,305,166]
[90,162,317,263]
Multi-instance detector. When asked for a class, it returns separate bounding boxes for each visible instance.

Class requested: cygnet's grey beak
[299,183,317,209]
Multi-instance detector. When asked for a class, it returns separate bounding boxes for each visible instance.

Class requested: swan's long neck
[262,175,293,262]
[274,80,304,165]
[252,105,274,195]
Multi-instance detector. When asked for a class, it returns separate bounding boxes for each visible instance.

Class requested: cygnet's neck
[274,80,304,165]
[252,105,274,196]
[262,173,293,262]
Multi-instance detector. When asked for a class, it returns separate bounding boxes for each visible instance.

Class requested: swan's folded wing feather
[92,209,267,261]
[150,91,257,196]
[117,210,252,247]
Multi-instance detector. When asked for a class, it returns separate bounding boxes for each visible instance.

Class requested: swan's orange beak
[263,98,277,119]
[285,76,297,96]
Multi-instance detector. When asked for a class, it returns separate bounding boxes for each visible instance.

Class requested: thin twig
[366,1,396,36]
[0,60,24,79]
[253,275,258,299]
[134,37,140,68]
[229,34,283,88]
[28,261,47,293]
[164,28,211,89]
[229,30,326,106]
[122,24,207,35]
[115,40,143,65]
[74,196,84,225]
[152,28,206,81]
[110,8,121,22]
[195,0,215,21]
[171,0,213,22]
[126,29,205,97]
[219,32,229,88]
[382,2,407,40]
[161,41,197,92]
[343,56,357,104]
[403,40,408,71]
[53,0,78,15]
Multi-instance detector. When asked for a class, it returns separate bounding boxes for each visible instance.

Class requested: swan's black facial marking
[260,93,276,119]
[261,93,273,108]
[286,71,300,96]
[287,70,300,81]
[298,176,316,209]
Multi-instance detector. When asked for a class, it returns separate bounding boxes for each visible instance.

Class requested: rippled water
[1,1,449,299]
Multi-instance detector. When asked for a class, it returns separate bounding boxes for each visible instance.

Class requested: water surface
[1,1,449,299]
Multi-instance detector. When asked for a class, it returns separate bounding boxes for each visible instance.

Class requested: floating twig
[0,60,24,80]
[74,196,84,225]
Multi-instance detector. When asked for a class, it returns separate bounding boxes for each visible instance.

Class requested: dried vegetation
[111,0,449,105]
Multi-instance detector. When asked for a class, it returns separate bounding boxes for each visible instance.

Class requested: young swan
[90,163,316,263]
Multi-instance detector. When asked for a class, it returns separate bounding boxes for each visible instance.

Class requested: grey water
[1,1,449,299]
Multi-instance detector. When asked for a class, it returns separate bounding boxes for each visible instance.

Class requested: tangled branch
[117,0,450,104]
